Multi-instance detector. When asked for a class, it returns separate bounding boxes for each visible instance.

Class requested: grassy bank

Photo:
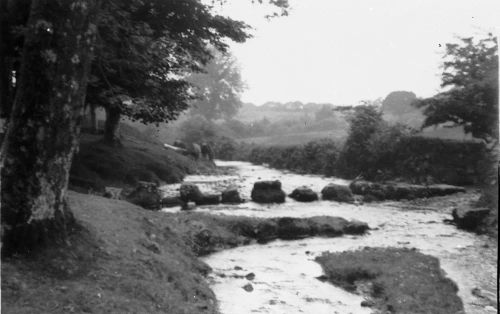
[1,192,217,314]
[316,247,464,314]
[1,192,368,313]
[70,125,214,193]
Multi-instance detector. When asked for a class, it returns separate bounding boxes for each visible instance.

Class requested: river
[161,161,497,314]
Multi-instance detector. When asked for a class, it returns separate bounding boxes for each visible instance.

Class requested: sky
[213,0,500,106]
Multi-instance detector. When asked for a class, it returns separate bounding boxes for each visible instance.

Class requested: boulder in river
[180,183,204,203]
[288,186,319,202]
[126,181,162,210]
[452,207,490,231]
[195,194,221,206]
[308,216,369,236]
[349,181,387,200]
[251,180,286,204]
[221,187,244,204]
[350,180,466,201]
[344,219,370,234]
[321,183,354,203]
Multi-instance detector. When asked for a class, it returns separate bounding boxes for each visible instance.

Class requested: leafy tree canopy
[187,50,245,120]
[87,0,251,126]
[2,0,290,125]
[415,34,498,141]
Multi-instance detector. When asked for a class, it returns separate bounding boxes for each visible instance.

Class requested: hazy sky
[215,0,500,105]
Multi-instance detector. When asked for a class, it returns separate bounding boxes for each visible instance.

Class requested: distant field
[238,130,346,146]
[235,109,313,123]
[419,126,477,141]
[236,125,477,147]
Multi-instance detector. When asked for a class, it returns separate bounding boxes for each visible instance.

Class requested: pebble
[242,283,254,292]
[245,272,255,280]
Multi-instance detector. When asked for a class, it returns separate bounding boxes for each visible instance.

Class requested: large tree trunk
[103,106,121,145]
[0,0,100,255]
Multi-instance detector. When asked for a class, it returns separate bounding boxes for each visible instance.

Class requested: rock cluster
[189,215,370,255]
[221,187,244,204]
[321,184,354,203]
[126,176,468,217]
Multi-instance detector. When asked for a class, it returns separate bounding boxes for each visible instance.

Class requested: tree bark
[103,106,121,145]
[0,0,100,255]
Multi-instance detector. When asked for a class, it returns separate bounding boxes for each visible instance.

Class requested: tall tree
[187,50,245,120]
[416,34,499,221]
[336,105,384,178]
[415,34,498,142]
[1,0,100,254]
[88,0,250,144]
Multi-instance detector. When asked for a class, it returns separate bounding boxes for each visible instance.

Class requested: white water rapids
[161,161,497,314]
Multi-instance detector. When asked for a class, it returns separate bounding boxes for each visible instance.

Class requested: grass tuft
[316,247,464,314]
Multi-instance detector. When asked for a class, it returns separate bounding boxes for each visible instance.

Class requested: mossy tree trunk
[0,0,100,255]
[103,106,121,145]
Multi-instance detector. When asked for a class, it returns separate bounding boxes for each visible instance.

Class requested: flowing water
[161,161,497,314]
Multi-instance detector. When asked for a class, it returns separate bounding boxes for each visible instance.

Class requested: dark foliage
[415,35,498,141]
[244,134,485,185]
[248,139,340,175]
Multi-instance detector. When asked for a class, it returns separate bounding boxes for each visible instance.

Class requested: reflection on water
[161,161,497,314]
